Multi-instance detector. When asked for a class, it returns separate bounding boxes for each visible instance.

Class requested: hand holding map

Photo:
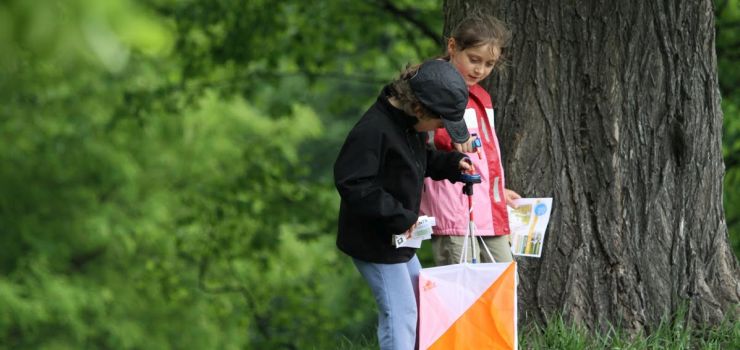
[393,216,436,248]
[507,198,553,257]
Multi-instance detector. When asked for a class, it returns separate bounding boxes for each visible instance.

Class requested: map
[507,198,553,257]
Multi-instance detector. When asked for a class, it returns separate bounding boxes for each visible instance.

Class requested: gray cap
[409,60,469,143]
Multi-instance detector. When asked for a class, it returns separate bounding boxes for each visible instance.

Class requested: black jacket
[334,86,466,263]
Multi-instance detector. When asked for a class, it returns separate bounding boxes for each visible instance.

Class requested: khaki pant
[431,235,513,265]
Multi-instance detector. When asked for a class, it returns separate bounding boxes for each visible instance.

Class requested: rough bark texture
[444,0,739,333]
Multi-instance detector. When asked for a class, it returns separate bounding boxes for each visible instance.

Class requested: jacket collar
[468,84,492,108]
[379,85,419,131]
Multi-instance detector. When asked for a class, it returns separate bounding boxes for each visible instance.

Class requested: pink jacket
[419,84,511,236]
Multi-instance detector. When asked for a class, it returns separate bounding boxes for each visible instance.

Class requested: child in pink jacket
[420,14,521,264]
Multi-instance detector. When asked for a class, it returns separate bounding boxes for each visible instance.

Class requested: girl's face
[447,39,500,86]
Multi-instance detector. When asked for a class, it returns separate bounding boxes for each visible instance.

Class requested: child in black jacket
[334,60,472,349]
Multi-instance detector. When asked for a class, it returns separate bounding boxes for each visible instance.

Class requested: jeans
[353,255,421,350]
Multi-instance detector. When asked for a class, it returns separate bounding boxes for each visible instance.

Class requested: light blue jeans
[353,255,421,350]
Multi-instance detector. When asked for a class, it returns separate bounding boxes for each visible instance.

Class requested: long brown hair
[446,14,512,72]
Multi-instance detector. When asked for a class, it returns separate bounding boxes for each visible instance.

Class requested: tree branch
[368,0,443,46]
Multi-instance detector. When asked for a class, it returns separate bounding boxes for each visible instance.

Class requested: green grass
[519,309,739,350]
[334,334,377,350]
[339,309,739,349]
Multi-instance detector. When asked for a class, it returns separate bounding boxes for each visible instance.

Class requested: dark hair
[389,64,436,119]
[447,14,512,71]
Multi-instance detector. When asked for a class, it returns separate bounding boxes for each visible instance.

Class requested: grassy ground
[518,312,739,350]
[337,309,739,350]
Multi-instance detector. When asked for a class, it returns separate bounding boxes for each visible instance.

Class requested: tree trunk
[444,0,739,333]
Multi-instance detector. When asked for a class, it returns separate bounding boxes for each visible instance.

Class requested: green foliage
[724,100,740,255]
[717,0,740,257]
[0,0,443,348]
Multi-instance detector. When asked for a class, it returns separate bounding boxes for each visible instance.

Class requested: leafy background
[0,0,737,348]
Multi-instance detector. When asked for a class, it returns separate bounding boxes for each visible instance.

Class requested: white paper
[507,198,553,257]
[393,216,436,248]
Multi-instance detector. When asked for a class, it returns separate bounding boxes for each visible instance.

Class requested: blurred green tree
[0,0,444,348]
[717,0,740,256]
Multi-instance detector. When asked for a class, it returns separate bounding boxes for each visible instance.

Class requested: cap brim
[442,118,470,144]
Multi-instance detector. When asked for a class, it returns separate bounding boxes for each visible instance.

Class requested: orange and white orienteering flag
[419,262,517,350]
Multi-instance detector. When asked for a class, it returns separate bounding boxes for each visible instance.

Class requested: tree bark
[444,0,739,333]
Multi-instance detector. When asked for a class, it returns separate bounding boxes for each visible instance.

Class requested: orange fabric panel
[429,263,516,349]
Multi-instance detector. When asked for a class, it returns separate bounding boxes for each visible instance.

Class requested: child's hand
[404,222,418,238]
[458,158,473,172]
[504,188,521,208]
[452,135,476,153]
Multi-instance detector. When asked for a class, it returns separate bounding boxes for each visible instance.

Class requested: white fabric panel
[419,263,512,348]
[485,108,495,127]
[493,176,501,202]
[463,108,478,129]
